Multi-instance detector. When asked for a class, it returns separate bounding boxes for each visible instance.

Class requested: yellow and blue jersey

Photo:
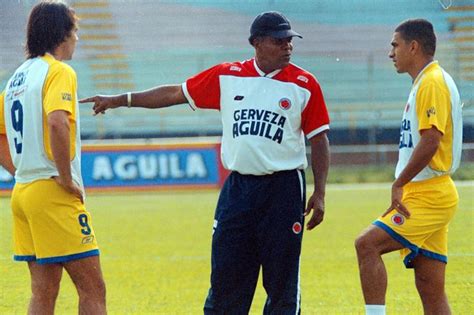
[396,61,463,181]
[1,53,83,190]
[2,54,98,264]
[378,61,462,268]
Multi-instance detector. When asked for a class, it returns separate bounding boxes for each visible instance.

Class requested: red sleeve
[183,64,223,110]
[301,79,330,138]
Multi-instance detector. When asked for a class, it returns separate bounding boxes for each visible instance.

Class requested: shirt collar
[43,53,57,62]
[413,60,438,86]
[253,59,282,78]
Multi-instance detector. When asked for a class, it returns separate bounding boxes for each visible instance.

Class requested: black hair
[395,19,436,56]
[26,1,77,58]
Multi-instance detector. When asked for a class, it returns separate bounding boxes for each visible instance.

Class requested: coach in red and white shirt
[82,11,330,314]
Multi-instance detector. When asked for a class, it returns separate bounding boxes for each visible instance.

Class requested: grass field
[0,183,472,314]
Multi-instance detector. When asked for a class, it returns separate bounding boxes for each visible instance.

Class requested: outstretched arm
[304,131,330,230]
[79,84,187,115]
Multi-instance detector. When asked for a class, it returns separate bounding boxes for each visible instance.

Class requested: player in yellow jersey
[355,19,462,315]
[0,2,106,313]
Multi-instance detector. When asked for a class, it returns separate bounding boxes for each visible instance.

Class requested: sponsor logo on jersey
[297,75,308,83]
[230,65,242,72]
[399,119,413,149]
[62,93,72,101]
[391,214,405,226]
[427,106,436,117]
[234,95,244,101]
[405,103,410,112]
[232,109,286,144]
[6,71,28,100]
[279,98,291,110]
[9,71,27,88]
[292,222,302,234]
[13,88,26,98]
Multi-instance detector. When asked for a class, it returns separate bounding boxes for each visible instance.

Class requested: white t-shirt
[183,58,330,175]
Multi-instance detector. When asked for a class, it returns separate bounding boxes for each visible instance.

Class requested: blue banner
[0,168,13,191]
[0,143,223,193]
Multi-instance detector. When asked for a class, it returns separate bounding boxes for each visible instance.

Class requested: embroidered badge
[292,222,302,234]
[391,214,405,226]
[279,98,291,110]
[62,93,72,101]
[427,106,436,117]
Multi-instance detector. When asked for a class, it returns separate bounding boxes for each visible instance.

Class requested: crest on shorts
[279,98,292,110]
[292,222,302,234]
[82,235,95,244]
[391,213,405,226]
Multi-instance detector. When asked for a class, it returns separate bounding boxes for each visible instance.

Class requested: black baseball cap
[249,11,302,44]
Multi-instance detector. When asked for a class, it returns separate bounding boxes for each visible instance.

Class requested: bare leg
[413,255,451,315]
[27,261,63,315]
[63,255,107,315]
[355,225,403,304]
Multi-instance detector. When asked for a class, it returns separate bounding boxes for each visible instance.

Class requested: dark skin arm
[79,85,187,114]
[382,126,442,218]
[304,131,330,230]
[48,110,83,203]
[82,85,331,228]
[0,134,15,175]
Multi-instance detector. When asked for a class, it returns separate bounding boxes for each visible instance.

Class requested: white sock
[365,304,386,315]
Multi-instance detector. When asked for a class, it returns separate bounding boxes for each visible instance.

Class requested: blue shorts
[204,169,306,314]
